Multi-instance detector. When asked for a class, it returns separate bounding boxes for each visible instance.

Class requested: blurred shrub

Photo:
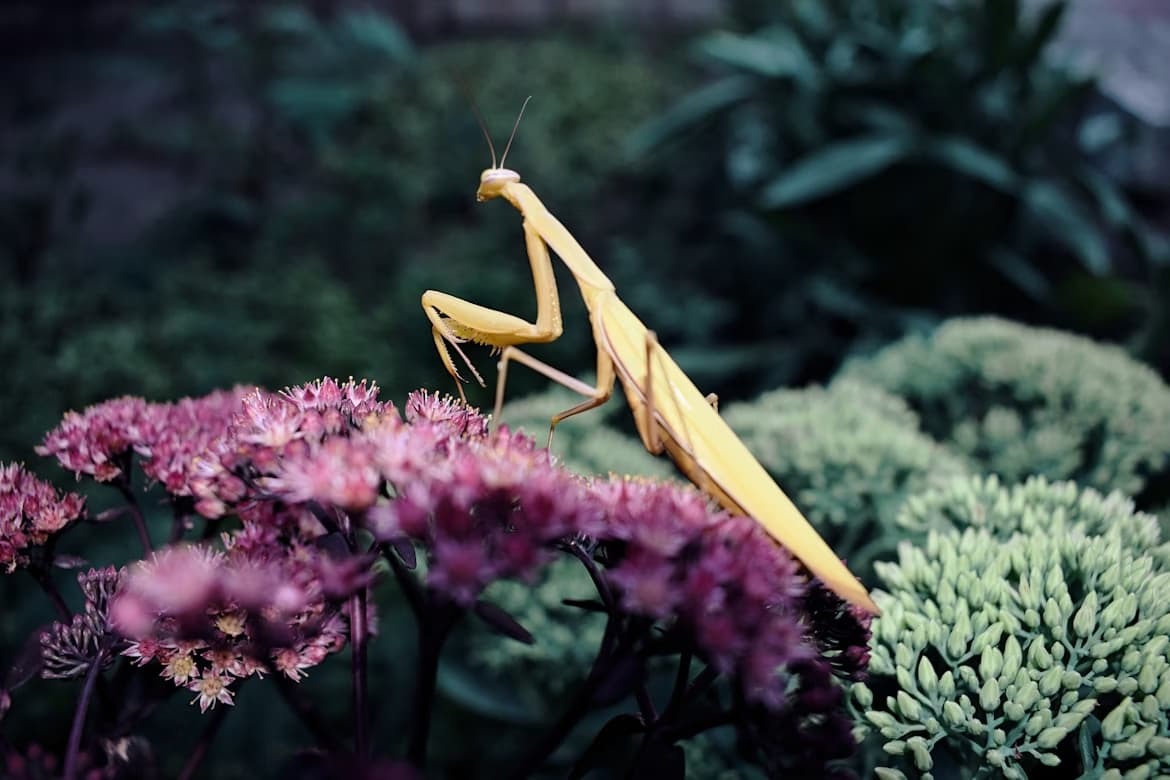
[838,317,1170,503]
[722,379,969,580]
[0,6,688,461]
[855,476,1170,779]
[446,556,605,722]
[625,0,1170,392]
[0,260,406,463]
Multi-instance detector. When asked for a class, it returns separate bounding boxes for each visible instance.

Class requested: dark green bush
[625,0,1170,391]
[0,8,688,461]
[722,379,969,580]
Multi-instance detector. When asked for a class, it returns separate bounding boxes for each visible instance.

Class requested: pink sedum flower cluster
[590,479,813,707]
[111,542,355,711]
[35,389,253,496]
[36,397,149,482]
[189,377,389,517]
[33,377,867,719]
[0,463,85,572]
[135,388,253,496]
[367,392,588,606]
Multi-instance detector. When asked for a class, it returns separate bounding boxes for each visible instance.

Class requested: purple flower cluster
[585,479,815,708]
[28,377,870,739]
[367,396,587,605]
[3,742,116,780]
[36,389,252,502]
[41,566,122,680]
[190,377,390,517]
[36,397,149,482]
[0,462,85,572]
[111,542,357,711]
[136,388,253,496]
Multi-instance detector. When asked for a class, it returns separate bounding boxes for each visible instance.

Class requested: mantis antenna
[449,67,499,168]
[499,95,532,169]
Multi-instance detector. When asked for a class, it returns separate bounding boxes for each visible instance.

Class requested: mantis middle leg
[493,343,616,448]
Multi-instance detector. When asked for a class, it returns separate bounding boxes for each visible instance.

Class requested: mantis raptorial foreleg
[422,219,563,400]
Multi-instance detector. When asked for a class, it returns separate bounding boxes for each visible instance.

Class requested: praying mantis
[421,101,878,615]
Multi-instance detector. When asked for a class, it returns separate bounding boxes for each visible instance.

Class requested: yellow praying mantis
[421,100,878,615]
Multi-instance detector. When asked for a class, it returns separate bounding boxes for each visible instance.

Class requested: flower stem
[29,564,71,623]
[381,543,425,619]
[407,603,459,768]
[169,499,193,544]
[505,622,646,780]
[176,697,232,780]
[272,672,340,751]
[63,647,106,780]
[351,587,369,758]
[116,482,152,555]
[504,654,618,780]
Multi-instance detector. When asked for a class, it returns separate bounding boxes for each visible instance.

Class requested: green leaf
[989,249,1051,302]
[625,76,756,160]
[338,10,412,61]
[1023,180,1111,275]
[1080,168,1132,228]
[436,661,543,724]
[760,135,913,209]
[697,29,814,82]
[927,137,1018,192]
[1017,1,1068,68]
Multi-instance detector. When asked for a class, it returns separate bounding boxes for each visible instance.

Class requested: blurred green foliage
[627,0,1170,388]
[722,378,969,581]
[838,316,1170,504]
[4,0,1169,470]
[0,7,686,464]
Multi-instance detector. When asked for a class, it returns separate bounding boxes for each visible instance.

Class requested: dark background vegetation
[2,0,1168,776]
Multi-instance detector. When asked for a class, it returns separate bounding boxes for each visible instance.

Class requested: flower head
[135,389,250,496]
[405,389,489,439]
[364,407,585,605]
[110,537,356,706]
[0,463,85,573]
[592,478,815,707]
[36,397,149,481]
[41,567,121,680]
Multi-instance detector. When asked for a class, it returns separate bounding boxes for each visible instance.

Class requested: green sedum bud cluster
[855,478,1170,779]
[838,317,1170,498]
[723,379,968,579]
[896,475,1170,570]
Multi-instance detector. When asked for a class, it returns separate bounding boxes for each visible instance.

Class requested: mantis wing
[593,293,878,614]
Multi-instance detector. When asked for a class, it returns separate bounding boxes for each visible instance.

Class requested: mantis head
[476,168,521,201]
[471,95,531,203]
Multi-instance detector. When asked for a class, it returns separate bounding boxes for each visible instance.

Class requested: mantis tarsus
[422,100,878,615]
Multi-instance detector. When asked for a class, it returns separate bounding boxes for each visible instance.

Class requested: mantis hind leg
[494,345,615,449]
[636,331,726,498]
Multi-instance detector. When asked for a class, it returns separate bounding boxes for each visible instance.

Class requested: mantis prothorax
[421,99,878,614]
